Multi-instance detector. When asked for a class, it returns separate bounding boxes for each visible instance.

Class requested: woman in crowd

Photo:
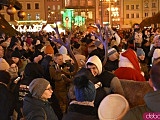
[23,78,58,120]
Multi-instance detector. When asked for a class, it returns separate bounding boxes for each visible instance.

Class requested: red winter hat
[121,48,141,72]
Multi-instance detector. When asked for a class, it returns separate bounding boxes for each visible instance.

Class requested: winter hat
[153,49,160,59]
[86,55,102,75]
[11,48,22,58]
[108,48,117,57]
[0,58,10,70]
[29,78,50,99]
[94,40,101,47]
[136,48,145,56]
[44,45,54,54]
[73,75,96,102]
[98,94,129,120]
[58,45,68,54]
[120,48,141,72]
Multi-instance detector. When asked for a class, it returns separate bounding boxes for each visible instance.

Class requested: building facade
[0,0,45,22]
[121,0,160,28]
[44,0,63,24]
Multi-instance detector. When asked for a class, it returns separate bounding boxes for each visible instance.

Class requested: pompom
[73,75,89,89]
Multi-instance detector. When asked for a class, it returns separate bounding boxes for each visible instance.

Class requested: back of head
[150,61,160,90]
[24,62,44,78]
[98,94,129,120]
[0,70,11,85]
[73,75,96,102]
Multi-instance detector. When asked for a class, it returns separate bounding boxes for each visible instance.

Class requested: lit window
[57,5,60,10]
[36,13,40,20]
[27,14,31,20]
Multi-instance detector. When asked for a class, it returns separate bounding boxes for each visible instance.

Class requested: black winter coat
[62,104,98,120]
[23,94,58,120]
[0,84,15,120]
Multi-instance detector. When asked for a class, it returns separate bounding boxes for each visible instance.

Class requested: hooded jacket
[123,90,160,120]
[86,55,125,107]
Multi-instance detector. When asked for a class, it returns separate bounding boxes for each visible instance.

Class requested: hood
[144,91,160,112]
[86,55,102,75]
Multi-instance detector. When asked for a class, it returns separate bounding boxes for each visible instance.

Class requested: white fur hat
[98,94,129,120]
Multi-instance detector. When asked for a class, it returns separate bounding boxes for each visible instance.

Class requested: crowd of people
[0,23,160,120]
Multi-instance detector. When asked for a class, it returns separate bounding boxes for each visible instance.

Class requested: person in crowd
[11,48,28,75]
[23,78,58,120]
[152,48,160,65]
[136,48,150,81]
[86,55,125,108]
[0,70,15,120]
[104,48,119,73]
[63,75,98,120]
[0,45,10,70]
[123,61,160,120]
[98,94,129,120]
[41,45,54,82]
[114,48,146,81]
[49,53,72,113]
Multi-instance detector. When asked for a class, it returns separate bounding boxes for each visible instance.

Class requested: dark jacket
[0,84,15,120]
[23,94,58,120]
[123,90,160,120]
[41,55,52,82]
[62,104,98,120]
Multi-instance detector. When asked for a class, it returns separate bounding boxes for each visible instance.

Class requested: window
[36,13,40,20]
[126,14,129,18]
[145,12,148,17]
[35,3,39,9]
[152,12,156,16]
[152,3,156,8]
[131,5,134,10]
[136,5,139,9]
[27,3,31,9]
[131,14,134,18]
[27,14,31,20]
[126,5,129,10]
[48,6,50,10]
[144,3,148,8]
[57,5,60,10]
[116,0,120,5]
[136,13,139,18]
[53,5,55,10]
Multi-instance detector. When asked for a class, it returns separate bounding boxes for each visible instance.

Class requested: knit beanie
[98,94,129,120]
[73,75,96,102]
[11,48,22,58]
[94,40,101,47]
[29,78,50,99]
[108,48,117,57]
[44,45,54,54]
[136,48,145,57]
